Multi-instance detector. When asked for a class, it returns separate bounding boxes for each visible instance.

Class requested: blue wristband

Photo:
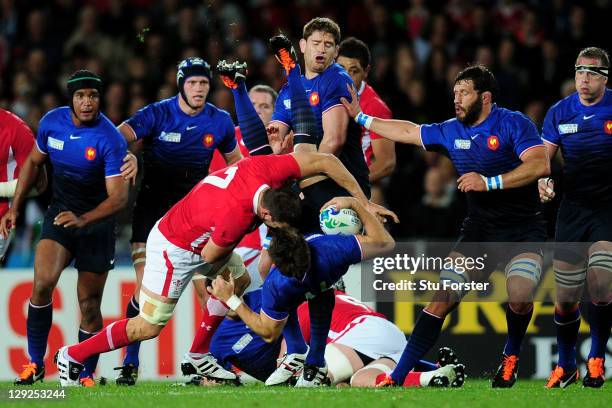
[355,112,373,129]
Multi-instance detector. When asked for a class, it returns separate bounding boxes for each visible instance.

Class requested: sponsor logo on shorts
[168,279,184,298]
[454,139,471,150]
[85,147,96,161]
[48,137,64,151]
[232,333,254,353]
[487,135,500,151]
[558,124,578,134]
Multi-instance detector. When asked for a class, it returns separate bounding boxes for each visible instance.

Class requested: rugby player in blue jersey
[114,57,242,385]
[341,64,551,388]
[539,47,611,389]
[208,196,394,386]
[1,71,132,386]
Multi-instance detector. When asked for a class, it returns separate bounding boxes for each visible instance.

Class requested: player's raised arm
[292,151,367,203]
[341,84,421,145]
[208,275,286,343]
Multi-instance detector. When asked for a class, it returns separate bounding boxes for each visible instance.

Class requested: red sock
[189,296,229,354]
[67,319,130,363]
[402,371,422,387]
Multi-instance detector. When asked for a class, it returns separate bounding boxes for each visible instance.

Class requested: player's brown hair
[249,84,278,103]
[577,47,610,67]
[303,17,341,45]
[268,227,311,280]
[262,186,301,227]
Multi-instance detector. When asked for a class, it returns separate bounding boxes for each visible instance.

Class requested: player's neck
[178,95,204,116]
[579,90,605,107]
[471,104,493,127]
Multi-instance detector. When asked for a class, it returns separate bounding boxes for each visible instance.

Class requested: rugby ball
[319,206,363,235]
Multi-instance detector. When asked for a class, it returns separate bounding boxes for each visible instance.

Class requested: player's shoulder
[361,83,391,112]
[322,63,352,85]
[97,113,127,146]
[496,105,536,128]
[40,106,70,126]
[203,102,233,121]
[547,93,578,116]
[0,108,29,130]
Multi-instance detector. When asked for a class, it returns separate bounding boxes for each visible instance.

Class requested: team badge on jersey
[85,147,96,161]
[203,134,215,147]
[309,92,320,106]
[487,135,500,151]
[605,120,612,135]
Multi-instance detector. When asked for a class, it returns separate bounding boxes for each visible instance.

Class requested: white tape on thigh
[191,272,206,281]
[439,268,470,298]
[223,252,247,279]
[324,344,355,384]
[588,251,612,273]
[505,258,542,284]
[138,290,176,326]
[362,363,393,375]
[554,266,587,288]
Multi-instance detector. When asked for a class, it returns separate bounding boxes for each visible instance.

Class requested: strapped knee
[588,251,612,273]
[554,265,587,288]
[139,290,176,326]
[505,258,542,284]
[439,268,471,299]
[324,344,354,384]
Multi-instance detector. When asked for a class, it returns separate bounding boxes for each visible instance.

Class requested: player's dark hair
[338,37,371,70]
[249,84,278,103]
[454,64,498,101]
[303,17,341,45]
[577,47,610,67]
[268,227,311,280]
[262,186,301,227]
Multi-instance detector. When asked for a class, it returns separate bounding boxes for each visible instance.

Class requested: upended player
[54,151,382,386]
[341,64,551,388]
[540,47,612,389]
[115,57,242,385]
[201,289,464,388]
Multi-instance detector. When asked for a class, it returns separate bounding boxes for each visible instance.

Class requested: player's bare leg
[15,240,71,385]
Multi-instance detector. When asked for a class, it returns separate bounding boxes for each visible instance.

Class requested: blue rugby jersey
[36,107,127,214]
[210,289,282,381]
[420,104,544,226]
[542,89,612,204]
[272,63,369,192]
[261,234,362,321]
[123,96,236,169]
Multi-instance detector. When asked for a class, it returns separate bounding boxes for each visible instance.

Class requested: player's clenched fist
[457,172,487,192]
[208,275,235,302]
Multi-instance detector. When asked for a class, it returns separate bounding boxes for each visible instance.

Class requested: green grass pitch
[0,380,609,408]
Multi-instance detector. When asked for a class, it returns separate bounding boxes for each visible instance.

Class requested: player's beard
[457,96,483,126]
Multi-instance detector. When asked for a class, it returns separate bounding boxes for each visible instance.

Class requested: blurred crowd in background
[1,0,610,266]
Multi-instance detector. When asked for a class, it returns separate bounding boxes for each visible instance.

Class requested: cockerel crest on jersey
[84,147,97,160]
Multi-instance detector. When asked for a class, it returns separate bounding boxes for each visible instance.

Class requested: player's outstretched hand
[538,177,555,203]
[340,83,361,119]
[208,275,235,302]
[0,208,18,239]
[321,197,399,224]
[54,211,85,228]
[457,172,487,192]
[120,152,138,186]
[267,124,292,154]
[366,201,399,224]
